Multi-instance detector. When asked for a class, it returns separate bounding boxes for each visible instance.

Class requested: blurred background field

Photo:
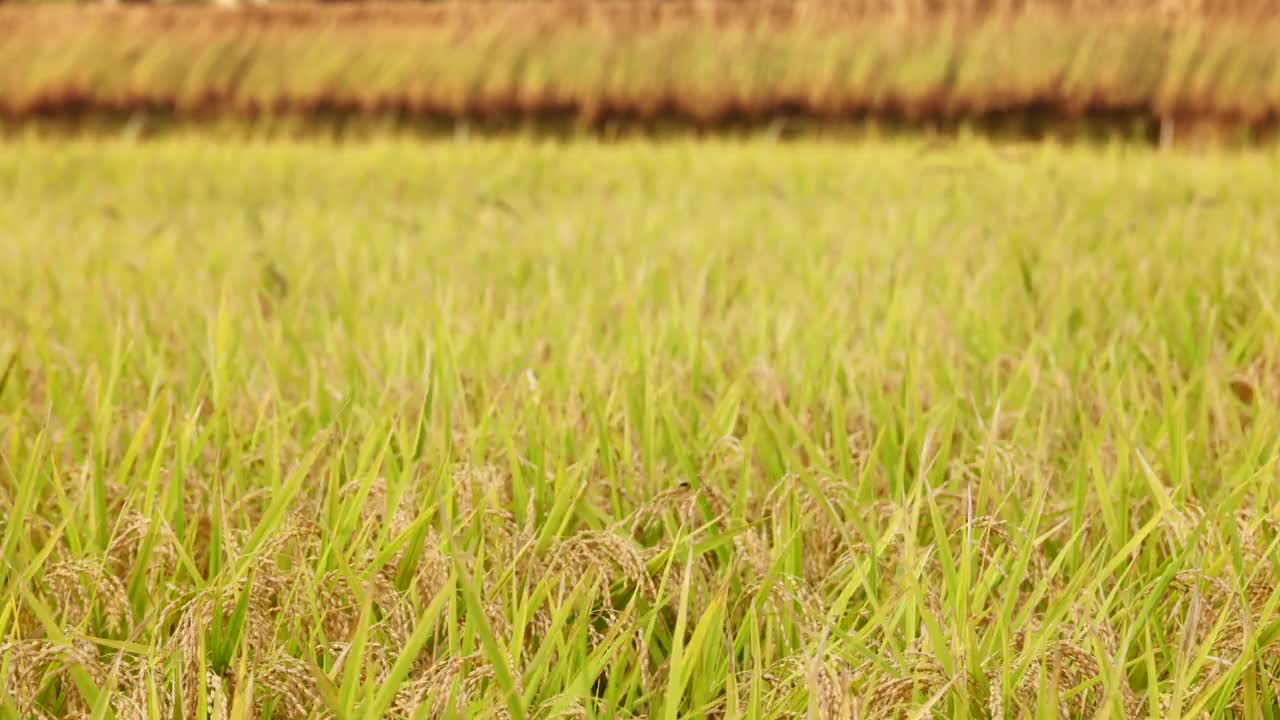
[2,0,1279,142]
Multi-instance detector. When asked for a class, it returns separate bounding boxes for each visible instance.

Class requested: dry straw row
[0,2,1278,135]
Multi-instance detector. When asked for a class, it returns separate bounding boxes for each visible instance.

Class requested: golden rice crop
[1,2,1278,138]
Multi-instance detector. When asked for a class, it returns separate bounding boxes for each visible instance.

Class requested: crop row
[2,4,1278,136]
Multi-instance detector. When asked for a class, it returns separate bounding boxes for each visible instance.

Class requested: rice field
[3,138,1280,718]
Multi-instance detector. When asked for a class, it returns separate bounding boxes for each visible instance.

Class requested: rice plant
[2,138,1280,717]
